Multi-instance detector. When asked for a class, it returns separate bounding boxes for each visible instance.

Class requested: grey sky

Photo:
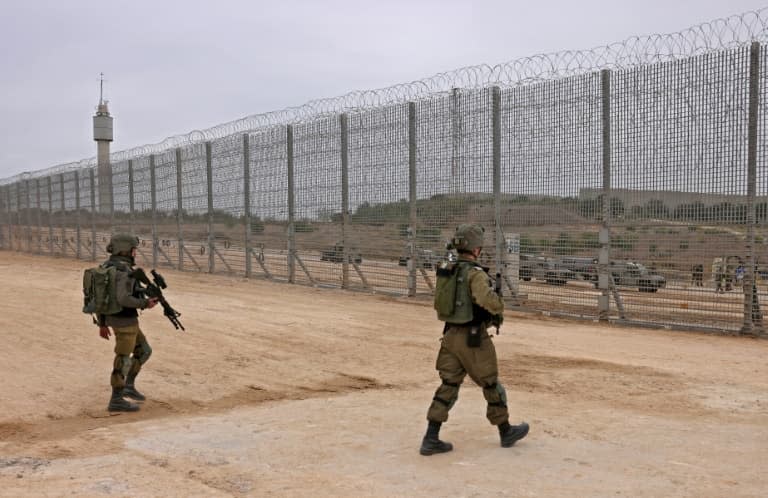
[1,0,766,179]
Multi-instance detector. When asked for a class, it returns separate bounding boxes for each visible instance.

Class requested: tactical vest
[434,260,477,324]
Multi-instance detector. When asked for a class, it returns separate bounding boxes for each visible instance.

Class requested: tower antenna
[99,72,104,105]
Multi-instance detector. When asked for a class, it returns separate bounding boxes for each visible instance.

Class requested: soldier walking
[97,234,158,412]
[420,224,529,455]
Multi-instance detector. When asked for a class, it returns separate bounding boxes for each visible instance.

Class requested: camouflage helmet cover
[107,233,140,254]
[449,224,485,252]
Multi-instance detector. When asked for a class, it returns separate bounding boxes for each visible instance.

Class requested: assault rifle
[493,272,503,335]
[131,268,185,331]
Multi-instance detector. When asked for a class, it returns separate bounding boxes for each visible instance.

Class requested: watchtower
[93,73,113,214]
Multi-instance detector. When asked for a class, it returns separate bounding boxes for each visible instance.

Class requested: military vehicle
[609,261,666,292]
[560,256,599,281]
[519,255,575,286]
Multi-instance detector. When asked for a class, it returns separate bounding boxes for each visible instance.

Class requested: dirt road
[0,251,766,497]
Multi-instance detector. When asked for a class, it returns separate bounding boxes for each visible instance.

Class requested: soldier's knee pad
[433,379,461,409]
[113,354,133,379]
[135,341,152,364]
[483,382,507,407]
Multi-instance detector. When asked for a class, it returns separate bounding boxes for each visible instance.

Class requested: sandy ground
[0,251,766,498]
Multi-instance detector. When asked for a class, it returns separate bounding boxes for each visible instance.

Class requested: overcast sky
[1,0,766,179]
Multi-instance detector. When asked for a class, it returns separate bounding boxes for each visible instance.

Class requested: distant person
[95,234,159,412]
[421,224,528,455]
[692,264,704,287]
[716,272,726,294]
[735,265,745,285]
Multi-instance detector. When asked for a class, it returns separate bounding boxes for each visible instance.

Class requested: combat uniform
[99,234,153,412]
[426,258,509,425]
[420,224,529,455]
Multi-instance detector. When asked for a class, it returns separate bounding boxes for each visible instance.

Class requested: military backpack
[434,261,475,324]
[82,263,122,316]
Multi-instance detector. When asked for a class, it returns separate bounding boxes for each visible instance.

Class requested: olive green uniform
[427,258,509,425]
[99,256,153,390]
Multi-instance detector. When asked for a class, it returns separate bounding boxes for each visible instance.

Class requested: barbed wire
[3,7,768,185]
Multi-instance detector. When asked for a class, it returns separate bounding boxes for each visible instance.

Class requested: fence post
[598,69,612,321]
[243,135,252,278]
[492,86,504,275]
[25,179,32,252]
[743,42,761,335]
[15,181,22,252]
[340,114,350,289]
[287,125,296,283]
[14,183,20,251]
[10,184,16,251]
[408,102,418,297]
[36,179,42,254]
[1,185,7,249]
[5,184,10,250]
[450,88,461,194]
[0,186,5,249]
[5,184,11,250]
[47,176,54,255]
[74,171,81,259]
[128,160,135,235]
[59,173,66,256]
[109,164,115,233]
[21,180,27,252]
[150,154,158,268]
[175,149,184,271]
[206,142,215,273]
[89,169,96,261]
[11,183,17,250]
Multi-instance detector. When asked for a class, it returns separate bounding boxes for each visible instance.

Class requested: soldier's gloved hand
[492,314,504,327]
[146,298,159,309]
[99,326,111,340]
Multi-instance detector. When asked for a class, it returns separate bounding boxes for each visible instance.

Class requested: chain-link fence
[3,10,768,334]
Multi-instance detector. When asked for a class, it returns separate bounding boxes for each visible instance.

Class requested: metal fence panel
[611,47,751,331]
[112,160,132,234]
[61,171,78,257]
[415,90,494,294]
[178,144,208,270]
[291,117,342,287]
[210,135,245,274]
[501,73,604,317]
[248,126,289,281]
[348,103,410,294]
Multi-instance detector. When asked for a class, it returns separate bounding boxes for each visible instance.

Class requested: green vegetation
[579,232,601,249]
[294,219,316,233]
[519,235,535,254]
[611,233,638,251]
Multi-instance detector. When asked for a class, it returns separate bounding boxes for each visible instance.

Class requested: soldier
[692,263,704,287]
[98,233,158,412]
[420,224,529,455]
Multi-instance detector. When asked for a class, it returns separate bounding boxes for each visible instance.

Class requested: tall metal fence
[2,10,768,334]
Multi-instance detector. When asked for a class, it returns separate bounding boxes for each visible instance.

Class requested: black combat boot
[123,374,146,401]
[108,388,140,412]
[420,421,453,456]
[499,421,529,448]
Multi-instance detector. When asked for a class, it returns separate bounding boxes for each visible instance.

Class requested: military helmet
[449,224,485,252]
[107,233,140,254]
